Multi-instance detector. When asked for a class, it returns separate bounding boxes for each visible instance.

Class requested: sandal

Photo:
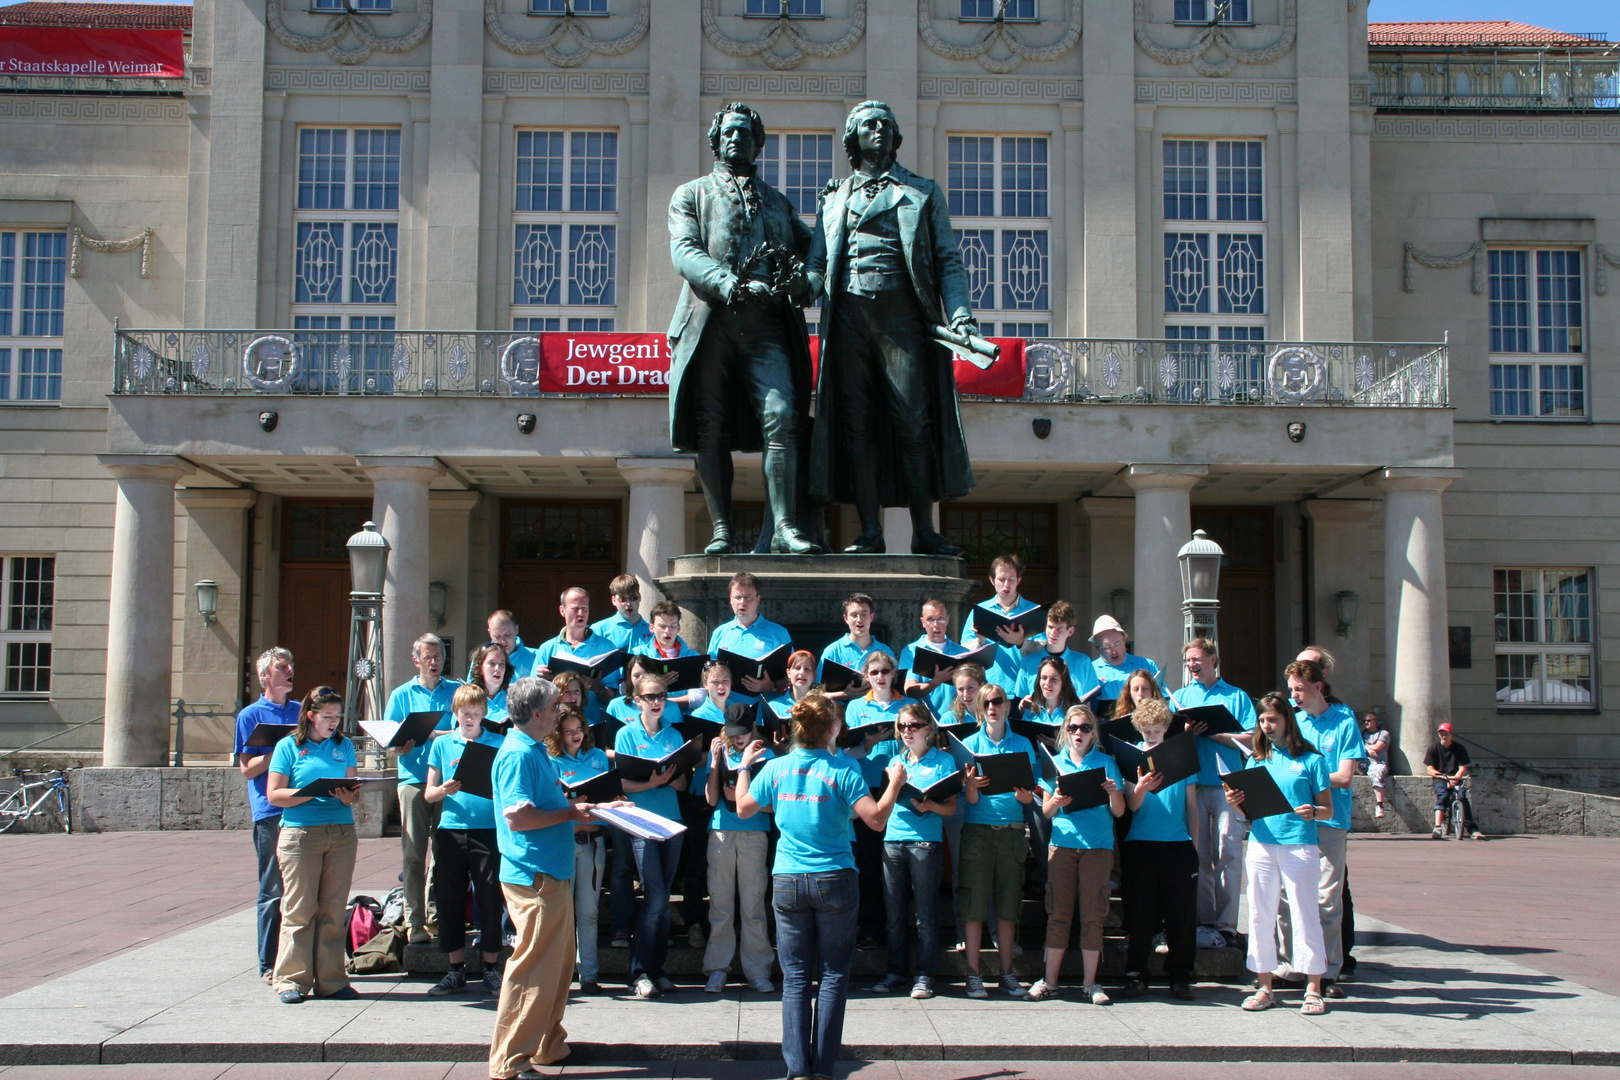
[1301,991,1327,1015]
[1241,988,1276,1012]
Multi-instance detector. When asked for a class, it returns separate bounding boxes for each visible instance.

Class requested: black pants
[854,818,887,938]
[432,826,504,956]
[678,790,711,930]
[1121,839,1198,983]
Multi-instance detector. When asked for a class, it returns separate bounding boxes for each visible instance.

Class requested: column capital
[617,456,697,487]
[429,490,481,513]
[1080,496,1134,520]
[357,456,445,485]
[177,487,258,511]
[97,453,195,483]
[1372,467,1462,494]
[1302,498,1377,524]
[1122,463,1208,492]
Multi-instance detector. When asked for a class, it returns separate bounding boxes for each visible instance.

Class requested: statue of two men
[667,100,984,557]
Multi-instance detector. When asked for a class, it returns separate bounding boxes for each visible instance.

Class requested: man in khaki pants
[488,676,594,1077]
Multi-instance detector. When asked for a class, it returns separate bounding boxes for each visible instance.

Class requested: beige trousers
[703,829,773,981]
[397,781,438,933]
[272,823,357,996]
[488,872,576,1076]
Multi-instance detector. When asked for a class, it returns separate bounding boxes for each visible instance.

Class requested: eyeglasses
[896,721,928,732]
[1066,723,1093,734]
[981,696,1007,707]
[868,668,895,676]
[639,692,668,703]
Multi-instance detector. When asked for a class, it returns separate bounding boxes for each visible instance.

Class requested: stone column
[429,491,481,674]
[1302,499,1378,715]
[359,457,444,696]
[1374,468,1461,773]
[177,488,258,746]
[99,454,195,767]
[618,458,695,605]
[1124,464,1207,679]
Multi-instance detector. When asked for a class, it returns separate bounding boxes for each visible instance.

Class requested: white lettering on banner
[617,366,669,386]
[565,338,665,362]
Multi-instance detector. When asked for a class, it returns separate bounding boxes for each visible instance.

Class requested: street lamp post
[1178,529,1224,656]
[343,521,390,738]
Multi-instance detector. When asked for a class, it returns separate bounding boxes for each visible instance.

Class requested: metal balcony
[1370,52,1620,112]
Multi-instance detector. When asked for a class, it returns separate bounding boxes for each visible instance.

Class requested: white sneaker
[1375,804,1385,819]
[910,976,934,1000]
[1154,932,1169,955]
[749,977,776,994]
[999,973,1027,998]
[704,970,727,994]
[633,975,660,999]
[1025,978,1058,1001]
[964,973,989,999]
[1086,983,1113,1006]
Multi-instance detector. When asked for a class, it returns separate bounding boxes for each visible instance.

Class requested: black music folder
[360,710,444,750]
[1221,764,1299,820]
[548,648,626,681]
[614,737,703,783]
[901,769,965,805]
[642,653,708,693]
[973,751,1037,796]
[1056,767,1111,812]
[819,659,865,696]
[1178,703,1247,737]
[292,776,389,799]
[908,642,996,681]
[449,740,499,800]
[718,644,793,685]
[972,604,1050,640]
[564,768,625,803]
[244,722,296,748]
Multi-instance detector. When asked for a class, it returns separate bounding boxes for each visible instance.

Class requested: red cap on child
[1437,722,1453,732]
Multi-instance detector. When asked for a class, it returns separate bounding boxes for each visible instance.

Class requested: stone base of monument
[658,553,978,655]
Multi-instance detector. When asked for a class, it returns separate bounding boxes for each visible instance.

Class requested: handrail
[0,715,104,761]
[1453,734,1551,786]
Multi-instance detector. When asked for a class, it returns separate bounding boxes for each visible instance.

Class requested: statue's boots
[765,442,824,555]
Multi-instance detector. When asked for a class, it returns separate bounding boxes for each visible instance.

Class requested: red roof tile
[1369,21,1607,48]
[0,2,192,30]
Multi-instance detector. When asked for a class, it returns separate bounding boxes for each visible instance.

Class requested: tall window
[949,135,1051,338]
[512,130,619,332]
[1,555,52,696]
[0,231,67,404]
[759,132,835,217]
[1495,568,1595,707]
[1488,249,1585,419]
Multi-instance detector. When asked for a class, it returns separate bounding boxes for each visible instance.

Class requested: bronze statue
[667,102,823,555]
[805,100,984,556]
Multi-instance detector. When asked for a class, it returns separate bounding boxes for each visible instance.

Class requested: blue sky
[1369,0,1620,41]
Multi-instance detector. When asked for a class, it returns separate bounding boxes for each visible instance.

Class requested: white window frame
[960,0,1036,21]
[744,0,823,16]
[1487,247,1587,421]
[0,230,67,405]
[1174,0,1251,25]
[511,129,620,331]
[1,554,53,699]
[1161,137,1267,339]
[1494,566,1596,710]
[948,133,1052,339]
[290,127,401,327]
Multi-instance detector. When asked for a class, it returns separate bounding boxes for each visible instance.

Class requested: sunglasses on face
[640,692,667,703]
[1067,723,1093,734]
[896,721,928,732]
[981,696,1007,707]
[869,668,894,676]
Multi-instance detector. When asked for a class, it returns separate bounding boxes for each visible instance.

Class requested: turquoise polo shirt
[551,746,612,794]
[507,639,539,681]
[270,734,357,828]
[535,629,620,726]
[1172,677,1259,786]
[482,688,509,729]
[885,746,957,843]
[961,727,1039,826]
[591,612,653,696]
[694,745,774,832]
[1125,746,1193,843]
[1248,746,1332,847]
[383,677,459,785]
[817,634,895,683]
[750,748,871,874]
[1296,702,1366,831]
[1043,746,1122,851]
[898,634,969,717]
[1015,647,1103,704]
[614,719,688,823]
[845,694,905,734]
[493,727,575,886]
[968,596,1040,690]
[427,729,506,830]
[1093,653,1165,701]
[607,695,642,724]
[708,615,792,706]
[633,639,704,711]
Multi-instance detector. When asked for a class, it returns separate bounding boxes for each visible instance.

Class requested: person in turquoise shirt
[844,651,908,734]
[533,587,619,726]
[592,575,654,702]
[614,673,691,998]
[958,681,1038,999]
[546,705,613,995]
[900,598,970,717]
[1171,637,1258,950]
[707,572,792,706]
[735,695,906,1080]
[1088,615,1166,703]
[818,592,895,701]
[382,633,460,944]
[1030,704,1124,1005]
[1119,698,1199,1001]
[468,642,512,729]
[1014,601,1102,704]
[481,609,537,682]
[1228,692,1334,1016]
[963,555,1042,680]
[424,684,507,997]
[488,677,594,1078]
[264,687,360,1004]
[1016,654,1082,741]
[636,600,705,711]
[870,702,958,1000]
[695,715,776,994]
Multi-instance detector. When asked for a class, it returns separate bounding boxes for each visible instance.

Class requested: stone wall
[1350,775,1620,838]
[65,767,396,837]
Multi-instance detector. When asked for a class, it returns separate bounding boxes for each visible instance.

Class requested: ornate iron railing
[112,327,1448,407]
[1370,52,1620,111]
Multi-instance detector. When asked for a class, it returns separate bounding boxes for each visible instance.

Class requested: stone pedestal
[659,554,977,655]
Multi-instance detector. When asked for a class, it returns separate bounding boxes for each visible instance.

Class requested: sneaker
[611,932,631,949]
[1169,981,1196,1001]
[749,978,776,994]
[869,975,905,994]
[1375,804,1385,819]
[999,973,1027,998]
[1025,978,1058,1001]
[705,970,728,994]
[324,986,359,1000]
[1153,932,1169,954]
[633,974,660,999]
[964,973,989,999]
[482,968,502,995]
[428,970,467,997]
[910,976,934,1000]
[1117,975,1147,999]
[278,989,303,1004]
[1430,828,1444,840]
[580,980,602,995]
[1470,831,1485,840]
[1086,983,1113,1006]
[1195,926,1227,950]
[655,976,678,995]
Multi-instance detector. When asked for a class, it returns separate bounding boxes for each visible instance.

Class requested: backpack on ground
[380,885,406,927]
[348,924,406,974]
[345,894,386,957]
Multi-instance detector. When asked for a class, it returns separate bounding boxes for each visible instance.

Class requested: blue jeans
[253,815,282,975]
[774,869,859,1080]
[882,841,941,979]
[630,833,683,980]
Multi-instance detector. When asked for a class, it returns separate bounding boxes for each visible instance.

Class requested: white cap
[1089,614,1126,642]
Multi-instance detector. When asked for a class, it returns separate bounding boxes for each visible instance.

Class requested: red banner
[536,332,1027,398]
[0,27,185,79]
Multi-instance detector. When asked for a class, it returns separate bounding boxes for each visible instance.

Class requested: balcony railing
[1370,53,1620,111]
[112,328,1448,407]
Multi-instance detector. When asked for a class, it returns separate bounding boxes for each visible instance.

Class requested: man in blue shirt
[818,591,895,701]
[706,572,791,706]
[963,554,1042,690]
[900,598,970,716]
[591,574,655,673]
[1089,615,1166,702]
[233,646,300,981]
[534,587,619,726]
[383,633,461,944]
[1170,637,1257,949]
[488,677,593,1078]
[483,609,538,682]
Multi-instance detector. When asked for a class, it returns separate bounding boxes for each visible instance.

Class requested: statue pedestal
[659,554,978,656]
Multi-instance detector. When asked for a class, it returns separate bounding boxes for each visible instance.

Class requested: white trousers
[1246,840,1326,978]
[1274,824,1348,980]
[703,829,773,982]
[1194,784,1246,932]
[571,832,606,982]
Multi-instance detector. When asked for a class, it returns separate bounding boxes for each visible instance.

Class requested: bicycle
[1442,778,1471,840]
[0,768,74,834]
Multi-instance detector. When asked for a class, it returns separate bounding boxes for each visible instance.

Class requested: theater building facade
[1,0,1617,784]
